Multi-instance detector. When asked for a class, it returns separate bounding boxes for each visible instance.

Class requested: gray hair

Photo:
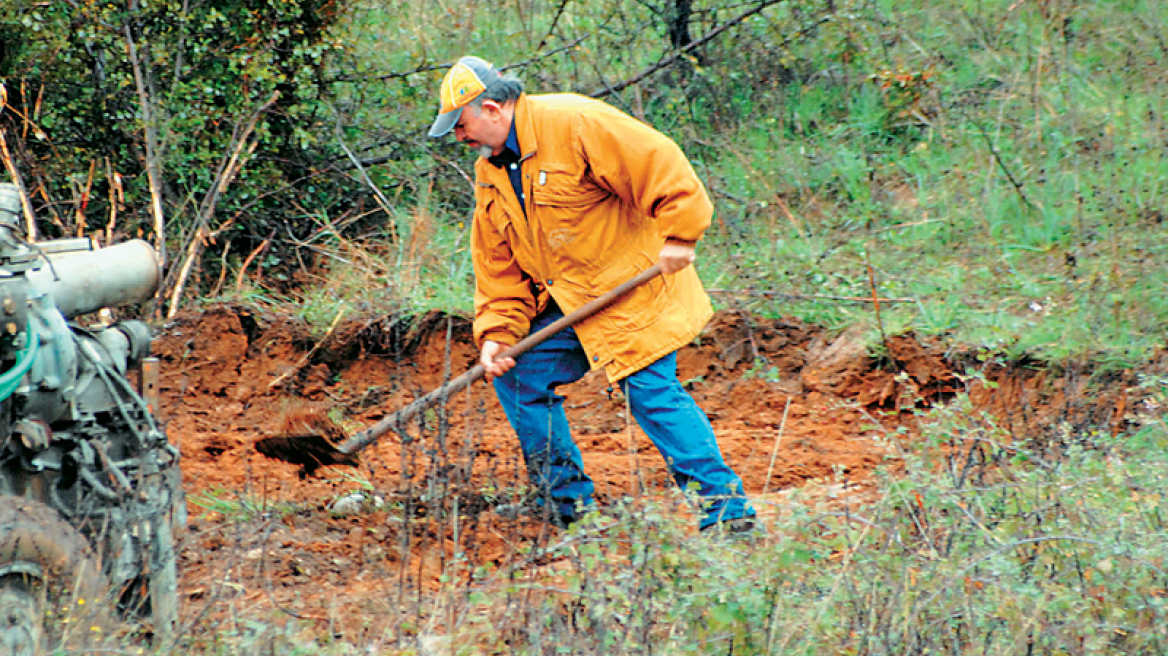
[469,74,524,110]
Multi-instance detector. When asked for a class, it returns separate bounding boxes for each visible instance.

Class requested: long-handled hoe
[255,265,662,475]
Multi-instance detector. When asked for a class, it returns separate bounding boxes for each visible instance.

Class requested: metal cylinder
[0,183,21,230]
[25,240,161,318]
[39,238,96,258]
[140,357,161,417]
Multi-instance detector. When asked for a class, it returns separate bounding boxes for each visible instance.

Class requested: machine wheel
[147,509,179,639]
[0,497,108,654]
[0,583,41,656]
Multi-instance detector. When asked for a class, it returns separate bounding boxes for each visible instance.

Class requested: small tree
[0,0,347,312]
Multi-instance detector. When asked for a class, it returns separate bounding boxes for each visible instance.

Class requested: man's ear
[480,99,503,119]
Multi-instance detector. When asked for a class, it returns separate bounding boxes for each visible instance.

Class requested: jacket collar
[477,94,536,188]
[513,94,537,162]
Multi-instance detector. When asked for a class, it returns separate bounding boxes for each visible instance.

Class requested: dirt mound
[154,303,1135,638]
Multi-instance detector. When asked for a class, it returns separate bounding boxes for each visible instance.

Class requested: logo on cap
[429,56,502,138]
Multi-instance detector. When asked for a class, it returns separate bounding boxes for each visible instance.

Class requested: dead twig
[29,179,69,234]
[235,233,273,292]
[104,157,123,246]
[869,216,951,233]
[706,289,916,304]
[210,239,232,298]
[763,396,792,497]
[73,159,96,237]
[0,128,36,241]
[333,111,399,244]
[864,247,896,369]
[976,123,1038,213]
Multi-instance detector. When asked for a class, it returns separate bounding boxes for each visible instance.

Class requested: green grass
[188,488,300,522]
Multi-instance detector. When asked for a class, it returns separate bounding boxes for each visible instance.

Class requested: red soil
[152,304,1132,641]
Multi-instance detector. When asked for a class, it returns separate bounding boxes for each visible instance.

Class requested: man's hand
[658,239,697,275]
[481,340,516,382]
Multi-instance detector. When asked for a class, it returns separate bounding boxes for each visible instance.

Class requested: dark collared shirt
[487,121,525,216]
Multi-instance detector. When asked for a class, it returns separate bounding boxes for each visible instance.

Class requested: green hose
[0,326,39,402]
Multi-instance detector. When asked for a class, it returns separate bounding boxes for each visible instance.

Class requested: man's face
[454,100,510,158]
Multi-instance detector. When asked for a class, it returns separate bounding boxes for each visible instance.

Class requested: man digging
[429,56,758,537]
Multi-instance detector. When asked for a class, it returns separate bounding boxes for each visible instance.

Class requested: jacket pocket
[590,252,669,332]
[532,185,609,209]
[531,169,610,209]
[532,171,622,270]
[478,188,524,245]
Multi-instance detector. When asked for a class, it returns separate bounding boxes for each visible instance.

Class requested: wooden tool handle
[336,264,662,455]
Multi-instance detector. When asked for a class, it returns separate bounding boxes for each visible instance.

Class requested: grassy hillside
[262,0,1168,373]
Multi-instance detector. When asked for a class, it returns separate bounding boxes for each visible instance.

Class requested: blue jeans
[493,302,755,528]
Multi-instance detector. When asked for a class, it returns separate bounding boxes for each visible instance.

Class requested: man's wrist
[480,334,516,350]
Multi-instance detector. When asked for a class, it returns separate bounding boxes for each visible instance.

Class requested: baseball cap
[428,56,502,138]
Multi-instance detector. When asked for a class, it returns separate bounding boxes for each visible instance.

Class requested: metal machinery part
[0,182,184,647]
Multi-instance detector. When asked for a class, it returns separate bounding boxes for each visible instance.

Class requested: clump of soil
[154,303,1136,639]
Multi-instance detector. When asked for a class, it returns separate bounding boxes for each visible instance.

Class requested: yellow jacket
[471,93,714,381]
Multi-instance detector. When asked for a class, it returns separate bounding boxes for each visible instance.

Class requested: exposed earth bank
[154,304,1141,640]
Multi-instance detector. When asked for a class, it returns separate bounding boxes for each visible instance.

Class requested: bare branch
[166,91,280,318]
[326,37,590,86]
[0,128,36,241]
[333,111,400,244]
[122,16,168,267]
[977,124,1039,213]
[537,0,574,50]
[591,0,823,99]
